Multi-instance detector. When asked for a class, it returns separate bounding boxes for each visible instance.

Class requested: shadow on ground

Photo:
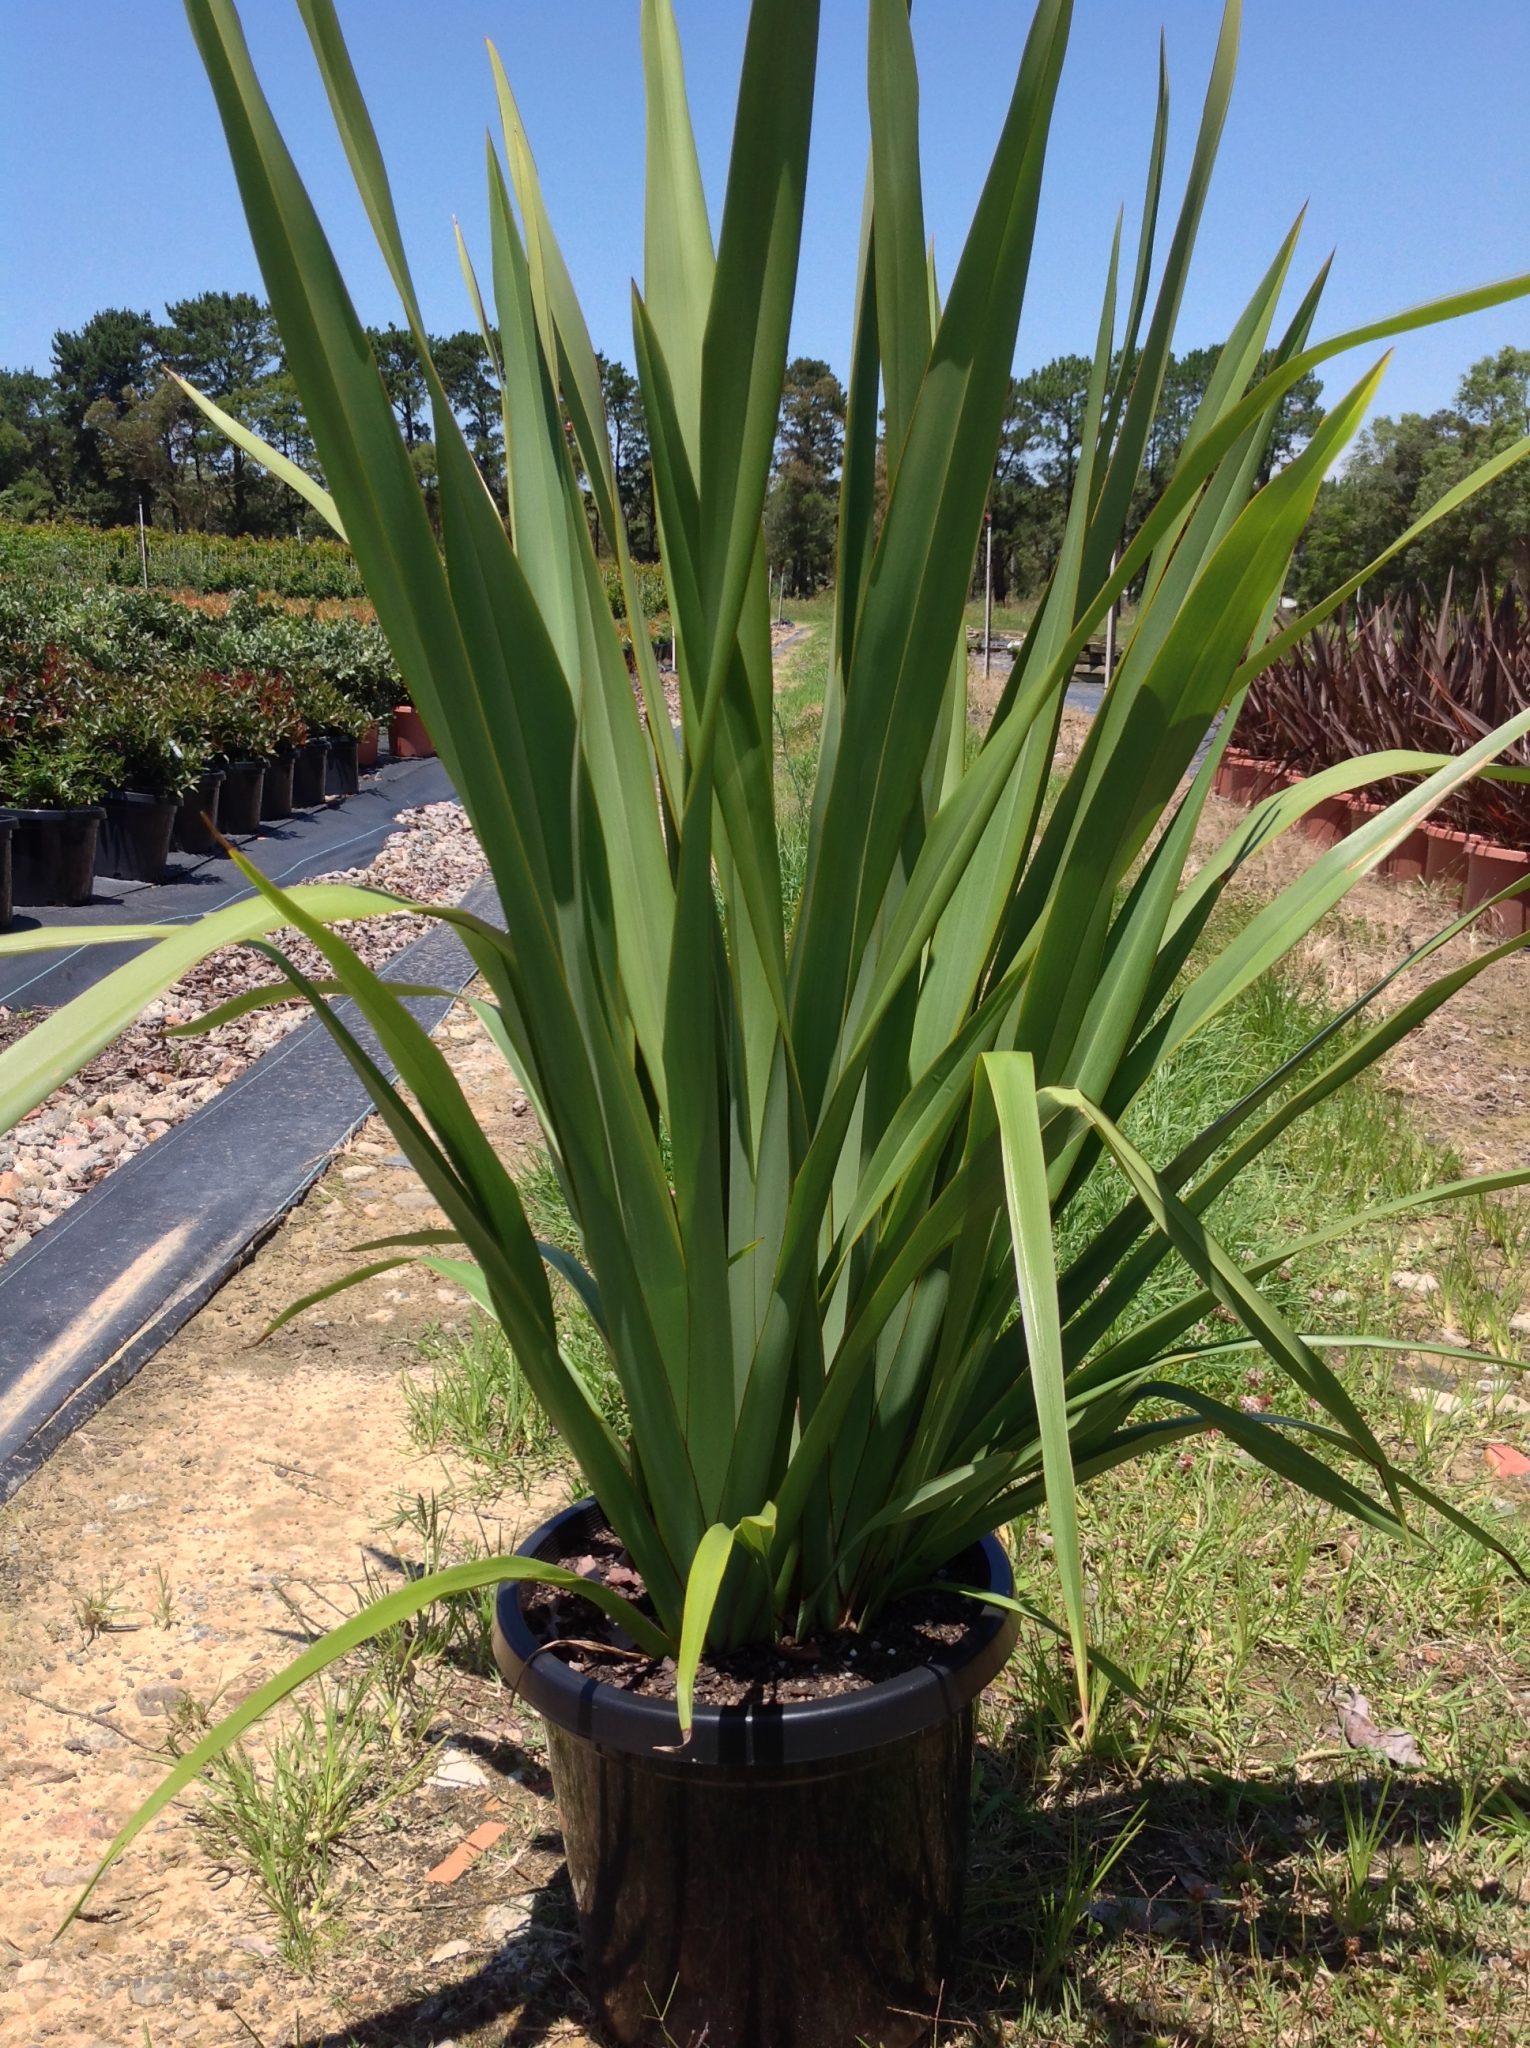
[300,1767,1527,2046]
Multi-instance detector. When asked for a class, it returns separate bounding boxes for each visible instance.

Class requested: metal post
[983,511,994,678]
[137,496,150,591]
[776,568,785,627]
[1103,544,1119,683]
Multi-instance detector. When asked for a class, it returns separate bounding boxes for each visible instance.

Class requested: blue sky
[2,2,1526,427]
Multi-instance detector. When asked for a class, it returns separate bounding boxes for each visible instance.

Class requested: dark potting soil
[520,1520,982,1708]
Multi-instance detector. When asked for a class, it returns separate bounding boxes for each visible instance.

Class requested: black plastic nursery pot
[325,734,360,798]
[219,760,266,836]
[260,748,298,821]
[8,806,103,907]
[493,1498,1020,2048]
[290,735,331,808]
[97,792,178,884]
[170,768,226,857]
[0,811,13,930]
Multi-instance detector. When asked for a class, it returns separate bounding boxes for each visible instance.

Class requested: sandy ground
[0,1004,598,2048]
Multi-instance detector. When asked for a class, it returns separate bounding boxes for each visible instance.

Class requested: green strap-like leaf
[169,371,345,535]
[983,1052,1090,1723]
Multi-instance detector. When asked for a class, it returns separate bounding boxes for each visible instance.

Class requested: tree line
[5,295,1522,611]
[1294,346,1530,605]
[0,291,658,553]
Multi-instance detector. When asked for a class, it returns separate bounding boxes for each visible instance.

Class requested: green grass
[186,1678,432,1970]
[396,604,1530,2043]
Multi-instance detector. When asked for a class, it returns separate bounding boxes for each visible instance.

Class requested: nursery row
[1234,581,1530,841]
[0,581,428,917]
[0,513,366,600]
[0,516,672,632]
[0,581,402,799]
[1213,745,1530,937]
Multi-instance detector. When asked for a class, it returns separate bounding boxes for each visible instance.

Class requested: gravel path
[0,803,485,1265]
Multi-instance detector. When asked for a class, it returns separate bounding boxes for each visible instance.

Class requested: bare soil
[0,1003,600,2048]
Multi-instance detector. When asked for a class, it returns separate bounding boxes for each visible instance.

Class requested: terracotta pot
[1217,747,1252,801]
[1298,791,1349,849]
[1464,842,1530,939]
[390,705,436,760]
[1381,823,1430,884]
[1251,759,1290,803]
[356,722,380,770]
[1422,820,1474,889]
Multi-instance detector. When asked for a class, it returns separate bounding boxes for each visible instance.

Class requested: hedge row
[0,584,398,810]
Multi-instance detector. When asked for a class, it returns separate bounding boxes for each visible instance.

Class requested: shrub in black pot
[179,666,300,839]
[13,6,1530,2046]
[0,740,110,907]
[91,688,203,883]
[294,670,372,800]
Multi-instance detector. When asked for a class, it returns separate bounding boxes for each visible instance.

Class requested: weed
[195,1679,428,1970]
[150,1564,175,1629]
[70,1572,126,1643]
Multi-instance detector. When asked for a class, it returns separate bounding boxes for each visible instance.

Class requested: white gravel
[0,802,486,1263]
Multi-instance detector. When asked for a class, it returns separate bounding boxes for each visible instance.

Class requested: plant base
[260,750,297,821]
[219,760,266,836]
[1465,843,1530,938]
[493,1500,1019,2048]
[325,735,361,797]
[389,706,435,759]
[290,737,331,808]
[8,807,102,907]
[97,793,178,884]
[171,770,226,857]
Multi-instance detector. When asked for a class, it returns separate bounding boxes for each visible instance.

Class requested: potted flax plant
[5,0,1530,2040]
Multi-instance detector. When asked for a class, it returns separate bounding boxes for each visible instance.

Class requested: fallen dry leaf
[1335,1689,1422,1768]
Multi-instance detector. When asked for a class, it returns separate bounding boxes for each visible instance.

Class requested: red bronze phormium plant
[1236,579,1530,840]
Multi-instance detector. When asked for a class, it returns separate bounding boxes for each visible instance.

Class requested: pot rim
[103,789,181,811]
[5,805,107,823]
[493,1496,1020,1767]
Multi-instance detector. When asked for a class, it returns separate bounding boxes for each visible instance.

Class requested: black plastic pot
[493,1500,1019,2048]
[8,806,103,907]
[291,736,331,808]
[219,760,266,836]
[0,811,14,930]
[97,791,178,884]
[325,734,361,799]
[260,748,297,821]
[171,769,226,857]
